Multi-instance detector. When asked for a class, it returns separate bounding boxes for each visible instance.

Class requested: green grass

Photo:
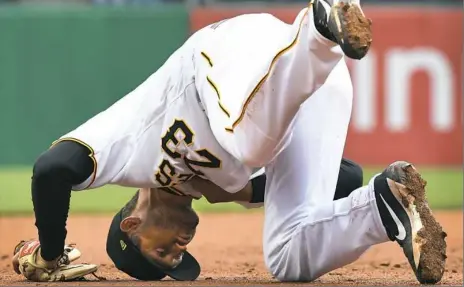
[0,166,461,215]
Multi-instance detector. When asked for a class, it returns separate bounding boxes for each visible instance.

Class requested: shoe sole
[389,163,447,284]
[328,2,372,59]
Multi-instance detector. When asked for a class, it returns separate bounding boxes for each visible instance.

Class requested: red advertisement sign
[190,6,462,166]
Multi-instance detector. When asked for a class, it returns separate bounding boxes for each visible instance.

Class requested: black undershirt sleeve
[31,140,94,260]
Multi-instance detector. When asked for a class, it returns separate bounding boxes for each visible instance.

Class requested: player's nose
[177,236,191,246]
[176,244,187,252]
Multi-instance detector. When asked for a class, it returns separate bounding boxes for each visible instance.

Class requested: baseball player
[12,0,446,284]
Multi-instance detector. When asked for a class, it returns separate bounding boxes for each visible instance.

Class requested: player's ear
[120,216,142,232]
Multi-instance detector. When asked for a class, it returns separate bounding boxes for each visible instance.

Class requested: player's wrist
[37,250,61,268]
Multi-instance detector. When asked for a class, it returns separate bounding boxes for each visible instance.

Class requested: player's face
[137,221,197,269]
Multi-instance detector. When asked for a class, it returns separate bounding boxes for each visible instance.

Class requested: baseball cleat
[312,0,373,59]
[374,161,447,284]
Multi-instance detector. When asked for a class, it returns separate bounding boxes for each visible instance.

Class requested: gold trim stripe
[201,51,213,67]
[206,76,231,118]
[201,51,231,118]
[226,8,310,132]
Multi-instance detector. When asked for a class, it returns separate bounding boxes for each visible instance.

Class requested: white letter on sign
[385,48,454,132]
[352,51,377,132]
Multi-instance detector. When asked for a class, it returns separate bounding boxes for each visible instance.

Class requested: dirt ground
[0,211,462,286]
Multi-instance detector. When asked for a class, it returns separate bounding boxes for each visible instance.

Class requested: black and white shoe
[311,0,373,59]
[374,161,447,284]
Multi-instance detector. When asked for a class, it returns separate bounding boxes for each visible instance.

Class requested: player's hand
[12,239,98,282]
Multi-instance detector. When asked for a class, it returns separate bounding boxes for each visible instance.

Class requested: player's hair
[121,190,140,219]
[120,190,171,228]
[120,189,199,230]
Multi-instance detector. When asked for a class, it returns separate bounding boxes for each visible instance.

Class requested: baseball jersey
[58,6,341,199]
[57,26,254,199]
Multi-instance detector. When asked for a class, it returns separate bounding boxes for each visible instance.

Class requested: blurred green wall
[0,5,188,165]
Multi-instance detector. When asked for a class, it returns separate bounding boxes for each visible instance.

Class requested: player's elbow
[33,150,64,185]
[203,195,224,204]
[32,141,93,188]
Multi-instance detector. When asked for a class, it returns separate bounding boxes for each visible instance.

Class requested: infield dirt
[0,211,462,286]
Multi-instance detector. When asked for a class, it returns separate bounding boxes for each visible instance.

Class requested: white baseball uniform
[260,57,390,281]
[55,4,389,281]
[56,6,342,196]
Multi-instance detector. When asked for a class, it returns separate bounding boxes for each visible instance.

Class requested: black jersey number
[155,119,221,189]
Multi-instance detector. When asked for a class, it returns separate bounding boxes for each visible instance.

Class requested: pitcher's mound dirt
[0,211,462,286]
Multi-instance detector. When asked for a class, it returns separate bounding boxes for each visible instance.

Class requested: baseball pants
[261,58,389,281]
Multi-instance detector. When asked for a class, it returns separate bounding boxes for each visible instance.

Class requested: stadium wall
[0,5,189,165]
[0,4,461,166]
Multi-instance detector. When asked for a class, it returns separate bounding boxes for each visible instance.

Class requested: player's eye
[156,248,166,257]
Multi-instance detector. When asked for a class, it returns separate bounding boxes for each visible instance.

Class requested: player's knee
[265,256,315,282]
[263,252,283,281]
[263,246,296,282]
[266,261,288,282]
[268,263,319,282]
[264,242,319,282]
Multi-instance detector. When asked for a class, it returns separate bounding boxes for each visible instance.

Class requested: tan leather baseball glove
[12,239,99,282]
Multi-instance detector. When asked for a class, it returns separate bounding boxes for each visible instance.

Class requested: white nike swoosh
[379,193,407,241]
